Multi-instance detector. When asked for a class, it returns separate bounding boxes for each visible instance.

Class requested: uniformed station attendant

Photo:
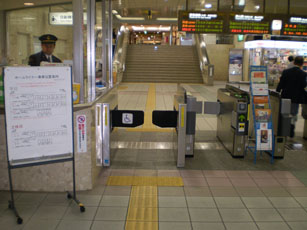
[28,34,62,66]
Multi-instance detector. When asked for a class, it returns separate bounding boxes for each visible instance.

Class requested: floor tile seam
[267,196,303,209]
[270,200,296,229]
[181,187,193,229]
[206,187,226,229]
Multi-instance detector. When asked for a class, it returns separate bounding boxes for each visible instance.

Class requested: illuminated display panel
[229,13,270,34]
[178,11,226,34]
[282,16,307,36]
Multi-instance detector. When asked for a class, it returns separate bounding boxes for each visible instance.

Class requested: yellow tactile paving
[131,186,158,197]
[157,177,184,187]
[125,221,158,230]
[133,177,158,186]
[107,176,184,186]
[106,176,134,186]
[129,196,158,208]
[125,83,173,132]
[127,207,158,221]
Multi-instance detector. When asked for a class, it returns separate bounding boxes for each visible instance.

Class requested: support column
[87,0,96,102]
[102,0,107,85]
[73,0,84,103]
[0,11,6,65]
[108,0,113,88]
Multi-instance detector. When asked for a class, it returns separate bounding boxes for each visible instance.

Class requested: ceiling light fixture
[156,18,177,21]
[115,15,145,21]
[112,10,118,14]
[238,0,245,6]
[204,3,212,9]
[24,2,34,6]
[255,5,260,10]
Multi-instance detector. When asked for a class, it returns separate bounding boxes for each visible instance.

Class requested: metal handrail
[112,27,129,83]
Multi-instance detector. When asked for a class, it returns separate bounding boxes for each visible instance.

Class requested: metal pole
[102,0,107,85]
[288,0,290,15]
[87,0,96,102]
[0,11,7,65]
[108,0,113,87]
[217,0,220,11]
[263,0,266,14]
[73,0,84,103]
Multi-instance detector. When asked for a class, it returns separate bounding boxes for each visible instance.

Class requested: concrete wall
[6,6,73,65]
[207,44,235,81]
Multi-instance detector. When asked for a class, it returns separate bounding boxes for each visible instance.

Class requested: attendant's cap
[39,34,58,44]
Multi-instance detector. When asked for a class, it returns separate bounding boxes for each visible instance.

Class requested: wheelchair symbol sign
[122,113,133,124]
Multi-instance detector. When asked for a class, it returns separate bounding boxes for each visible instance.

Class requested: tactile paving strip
[107,176,184,187]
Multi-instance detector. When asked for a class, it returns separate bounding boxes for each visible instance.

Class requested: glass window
[290,0,307,15]
[189,0,218,11]
[265,0,288,14]
[219,0,233,12]
[6,4,73,65]
[234,0,263,13]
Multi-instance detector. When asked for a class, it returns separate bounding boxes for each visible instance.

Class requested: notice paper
[4,67,73,164]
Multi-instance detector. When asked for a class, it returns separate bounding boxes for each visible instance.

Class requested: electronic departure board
[228,13,270,34]
[282,16,307,36]
[178,11,226,34]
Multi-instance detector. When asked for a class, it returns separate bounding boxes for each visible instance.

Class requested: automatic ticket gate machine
[153,86,202,167]
[215,87,249,157]
[221,83,291,159]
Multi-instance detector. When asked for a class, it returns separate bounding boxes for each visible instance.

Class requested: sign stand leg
[7,166,23,224]
[66,154,86,213]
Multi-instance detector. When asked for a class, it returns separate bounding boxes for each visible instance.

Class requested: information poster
[229,49,243,82]
[250,66,273,151]
[4,67,73,165]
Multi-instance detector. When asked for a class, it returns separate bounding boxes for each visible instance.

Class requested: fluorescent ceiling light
[132,26,171,31]
[23,17,35,20]
[112,10,118,14]
[238,0,245,6]
[205,3,212,8]
[255,5,260,10]
[156,18,177,21]
[115,14,145,21]
[24,2,34,6]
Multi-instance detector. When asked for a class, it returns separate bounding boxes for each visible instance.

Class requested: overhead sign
[178,11,226,34]
[282,16,307,36]
[229,13,270,34]
[179,11,307,36]
[49,12,87,26]
[4,66,74,166]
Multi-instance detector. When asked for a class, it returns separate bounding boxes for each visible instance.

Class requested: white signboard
[76,115,87,153]
[49,12,87,26]
[4,67,73,166]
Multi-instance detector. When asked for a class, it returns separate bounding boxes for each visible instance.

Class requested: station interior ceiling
[1,0,306,20]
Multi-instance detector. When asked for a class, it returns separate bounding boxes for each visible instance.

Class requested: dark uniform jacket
[276,66,307,104]
[28,51,62,66]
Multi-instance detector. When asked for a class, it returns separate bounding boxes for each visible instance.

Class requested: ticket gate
[152,87,202,167]
[223,83,291,159]
[95,85,202,168]
[215,88,249,157]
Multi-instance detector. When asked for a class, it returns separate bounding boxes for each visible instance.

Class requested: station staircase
[123,45,203,83]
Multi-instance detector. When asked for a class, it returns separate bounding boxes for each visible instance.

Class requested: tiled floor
[2,169,307,229]
[0,169,307,230]
[2,83,307,229]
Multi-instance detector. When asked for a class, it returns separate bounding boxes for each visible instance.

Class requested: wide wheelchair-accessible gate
[95,86,202,168]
